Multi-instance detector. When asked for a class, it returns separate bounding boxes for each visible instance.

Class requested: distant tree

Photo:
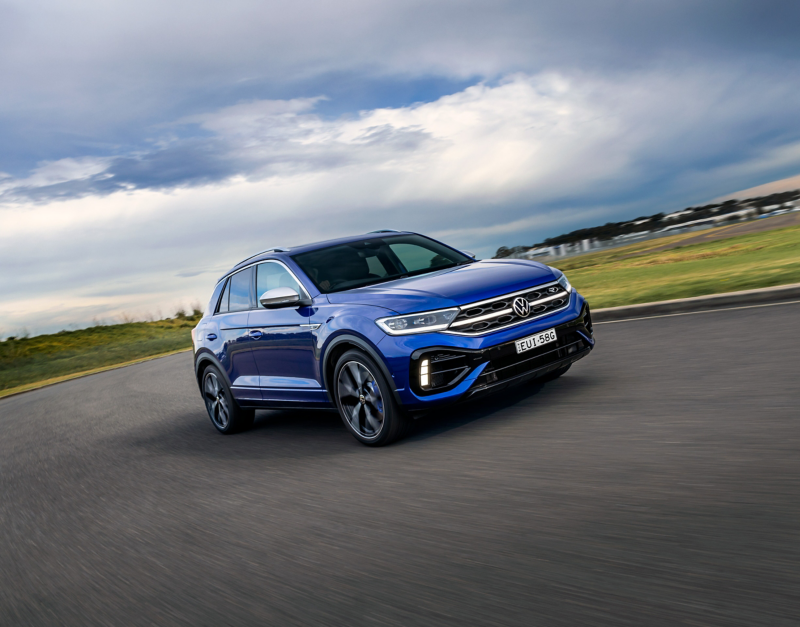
[190,301,203,318]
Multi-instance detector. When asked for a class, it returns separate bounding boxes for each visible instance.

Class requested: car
[192,230,594,445]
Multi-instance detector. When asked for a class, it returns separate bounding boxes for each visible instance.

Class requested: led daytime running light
[420,358,430,388]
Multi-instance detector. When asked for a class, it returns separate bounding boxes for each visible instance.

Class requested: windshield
[292,234,473,293]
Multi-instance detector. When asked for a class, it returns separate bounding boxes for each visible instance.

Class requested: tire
[539,364,571,383]
[201,365,255,434]
[333,349,408,446]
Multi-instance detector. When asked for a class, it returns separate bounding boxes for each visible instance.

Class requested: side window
[216,279,231,314]
[388,243,453,273]
[256,262,304,305]
[228,267,253,312]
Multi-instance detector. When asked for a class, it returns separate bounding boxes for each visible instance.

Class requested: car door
[213,266,261,403]
[248,260,325,405]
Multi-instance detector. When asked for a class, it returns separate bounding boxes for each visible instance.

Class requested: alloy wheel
[337,361,384,439]
[204,371,230,430]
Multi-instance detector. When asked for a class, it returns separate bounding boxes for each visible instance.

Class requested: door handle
[249,329,263,339]
[206,333,217,341]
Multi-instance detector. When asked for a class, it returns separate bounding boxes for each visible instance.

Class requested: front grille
[410,304,594,397]
[446,281,571,335]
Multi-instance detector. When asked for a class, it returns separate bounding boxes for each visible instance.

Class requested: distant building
[658,207,757,232]
[663,209,693,220]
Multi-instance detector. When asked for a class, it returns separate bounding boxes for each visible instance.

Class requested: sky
[2,0,800,336]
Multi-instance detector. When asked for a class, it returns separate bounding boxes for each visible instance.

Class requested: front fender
[319,332,407,407]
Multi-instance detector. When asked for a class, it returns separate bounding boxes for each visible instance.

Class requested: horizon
[3,179,797,340]
[2,1,800,335]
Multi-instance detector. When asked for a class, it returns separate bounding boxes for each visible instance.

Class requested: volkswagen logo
[512,297,530,317]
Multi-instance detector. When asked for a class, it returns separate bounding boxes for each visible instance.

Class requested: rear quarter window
[216,279,231,314]
[228,267,253,312]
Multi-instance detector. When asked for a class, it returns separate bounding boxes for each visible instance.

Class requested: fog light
[420,359,430,389]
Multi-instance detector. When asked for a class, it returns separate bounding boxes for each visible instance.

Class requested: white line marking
[595,299,800,324]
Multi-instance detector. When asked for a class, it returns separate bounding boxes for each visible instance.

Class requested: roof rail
[367,229,402,234]
[234,247,289,267]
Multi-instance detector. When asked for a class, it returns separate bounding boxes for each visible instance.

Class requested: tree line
[494,189,799,258]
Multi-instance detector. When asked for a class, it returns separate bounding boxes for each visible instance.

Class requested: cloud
[0,157,112,199]
[1,2,799,171]
[0,74,625,204]
[1,0,800,334]
[5,67,800,206]
[0,95,437,202]
[3,68,800,334]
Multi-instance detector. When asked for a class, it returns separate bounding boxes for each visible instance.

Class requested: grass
[0,314,200,395]
[554,224,800,308]
[2,222,799,397]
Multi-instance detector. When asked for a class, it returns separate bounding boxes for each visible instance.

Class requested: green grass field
[2,222,799,397]
[0,315,200,396]
[554,223,800,309]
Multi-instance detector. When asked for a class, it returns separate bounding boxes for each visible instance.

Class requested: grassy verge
[0,348,191,399]
[0,315,200,395]
[554,224,800,308]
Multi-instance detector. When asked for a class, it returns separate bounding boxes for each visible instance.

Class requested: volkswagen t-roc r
[192,231,594,445]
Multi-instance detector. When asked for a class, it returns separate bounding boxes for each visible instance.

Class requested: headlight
[375,307,460,335]
[557,273,572,293]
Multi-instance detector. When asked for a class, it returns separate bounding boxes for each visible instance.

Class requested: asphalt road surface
[2,303,799,626]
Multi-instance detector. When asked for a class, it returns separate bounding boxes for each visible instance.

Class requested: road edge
[592,282,800,321]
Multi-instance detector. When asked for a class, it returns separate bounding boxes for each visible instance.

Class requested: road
[2,303,799,626]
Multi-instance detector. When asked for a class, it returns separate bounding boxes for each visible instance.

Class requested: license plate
[515,328,557,354]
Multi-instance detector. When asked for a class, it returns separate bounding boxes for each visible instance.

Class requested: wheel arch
[322,334,403,407]
[193,350,232,391]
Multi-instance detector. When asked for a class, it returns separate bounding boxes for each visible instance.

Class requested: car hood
[325,259,559,314]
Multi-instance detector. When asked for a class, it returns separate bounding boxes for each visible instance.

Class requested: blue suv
[192,231,594,445]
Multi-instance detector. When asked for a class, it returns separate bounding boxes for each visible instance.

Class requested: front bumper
[378,292,594,409]
[464,331,591,400]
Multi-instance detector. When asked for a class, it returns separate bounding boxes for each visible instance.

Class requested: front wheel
[333,350,408,446]
[202,365,255,434]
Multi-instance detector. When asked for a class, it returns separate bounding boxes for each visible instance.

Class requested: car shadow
[401,375,588,444]
[128,375,589,461]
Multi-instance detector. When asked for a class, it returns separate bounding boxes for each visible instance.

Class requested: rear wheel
[334,350,408,446]
[202,365,255,434]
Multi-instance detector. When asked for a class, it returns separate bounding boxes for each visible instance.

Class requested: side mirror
[259,287,310,308]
